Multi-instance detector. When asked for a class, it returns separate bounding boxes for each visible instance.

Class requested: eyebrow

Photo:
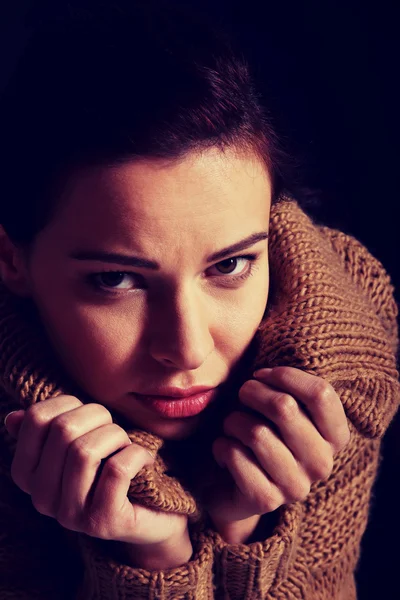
[69,231,269,270]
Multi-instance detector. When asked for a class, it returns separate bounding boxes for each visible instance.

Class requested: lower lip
[134,389,218,418]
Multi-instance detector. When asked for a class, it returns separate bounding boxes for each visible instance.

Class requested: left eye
[210,256,249,276]
[92,272,137,290]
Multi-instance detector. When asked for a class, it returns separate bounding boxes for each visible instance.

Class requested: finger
[56,422,130,529]
[87,443,155,542]
[238,381,335,480]
[114,503,187,546]
[4,410,25,438]
[250,367,350,452]
[29,403,113,517]
[57,426,152,535]
[10,396,83,494]
[212,436,285,520]
[223,411,316,499]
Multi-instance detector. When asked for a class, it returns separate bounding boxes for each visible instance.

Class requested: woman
[0,2,398,598]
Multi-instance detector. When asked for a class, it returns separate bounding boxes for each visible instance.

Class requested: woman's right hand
[4,395,192,569]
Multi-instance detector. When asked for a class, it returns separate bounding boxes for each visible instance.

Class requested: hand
[4,396,192,568]
[208,367,351,538]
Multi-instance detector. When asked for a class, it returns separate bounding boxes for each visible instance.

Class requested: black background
[1,1,399,597]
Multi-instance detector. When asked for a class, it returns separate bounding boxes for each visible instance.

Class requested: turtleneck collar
[1,195,398,567]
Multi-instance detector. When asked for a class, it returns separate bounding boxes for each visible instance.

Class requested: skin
[9,147,271,441]
[1,147,351,566]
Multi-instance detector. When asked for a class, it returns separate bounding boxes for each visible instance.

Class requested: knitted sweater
[0,197,399,600]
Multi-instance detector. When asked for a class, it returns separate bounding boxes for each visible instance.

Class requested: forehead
[53,148,271,244]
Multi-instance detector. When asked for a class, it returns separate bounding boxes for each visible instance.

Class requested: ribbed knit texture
[0,196,399,599]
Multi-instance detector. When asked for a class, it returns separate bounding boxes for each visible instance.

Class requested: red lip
[135,385,215,399]
[134,388,219,418]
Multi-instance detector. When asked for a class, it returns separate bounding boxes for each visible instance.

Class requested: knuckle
[288,479,311,502]
[267,366,291,385]
[311,453,334,480]
[84,512,109,539]
[247,491,268,514]
[57,511,80,531]
[31,496,52,517]
[103,455,129,479]
[82,515,98,538]
[51,394,84,410]
[312,379,334,404]
[272,393,298,422]
[50,415,79,444]
[319,454,334,479]
[55,511,69,528]
[246,423,268,449]
[53,394,81,405]
[68,438,92,464]
[242,481,282,515]
[25,405,48,428]
[223,440,239,464]
[253,491,281,514]
[96,403,113,421]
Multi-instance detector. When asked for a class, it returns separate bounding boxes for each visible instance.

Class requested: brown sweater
[0,196,399,599]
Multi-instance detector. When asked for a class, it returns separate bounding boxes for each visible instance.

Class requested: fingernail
[4,410,22,428]
[215,452,227,469]
[145,449,156,460]
[141,445,156,461]
[253,368,273,378]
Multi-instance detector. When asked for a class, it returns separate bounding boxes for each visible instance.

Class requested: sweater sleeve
[69,525,215,600]
[0,405,215,600]
[211,411,400,600]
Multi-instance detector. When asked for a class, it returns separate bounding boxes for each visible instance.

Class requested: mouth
[133,388,219,419]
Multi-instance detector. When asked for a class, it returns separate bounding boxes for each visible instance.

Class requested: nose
[148,285,215,370]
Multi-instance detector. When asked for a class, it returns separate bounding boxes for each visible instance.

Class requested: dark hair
[0,0,319,247]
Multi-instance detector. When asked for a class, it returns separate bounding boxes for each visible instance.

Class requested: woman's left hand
[208,366,351,540]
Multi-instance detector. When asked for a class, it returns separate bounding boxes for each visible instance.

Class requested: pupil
[219,258,236,273]
[101,272,125,286]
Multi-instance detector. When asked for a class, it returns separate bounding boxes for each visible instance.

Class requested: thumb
[4,410,25,438]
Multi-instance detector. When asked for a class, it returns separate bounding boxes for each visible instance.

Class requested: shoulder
[318,224,399,359]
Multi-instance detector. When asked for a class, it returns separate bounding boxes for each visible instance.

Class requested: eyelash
[86,254,259,295]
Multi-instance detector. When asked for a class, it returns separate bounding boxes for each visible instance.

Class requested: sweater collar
[1,195,396,579]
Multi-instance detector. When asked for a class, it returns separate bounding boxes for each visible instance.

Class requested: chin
[143,417,200,441]
[114,409,201,441]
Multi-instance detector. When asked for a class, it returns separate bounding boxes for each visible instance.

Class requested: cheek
[216,273,269,351]
[69,309,139,361]
[236,265,269,320]
[35,294,143,390]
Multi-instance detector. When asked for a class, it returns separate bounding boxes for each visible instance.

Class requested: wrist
[211,511,279,545]
[211,514,261,545]
[122,527,193,570]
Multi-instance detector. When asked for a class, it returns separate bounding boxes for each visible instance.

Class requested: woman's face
[21,148,271,439]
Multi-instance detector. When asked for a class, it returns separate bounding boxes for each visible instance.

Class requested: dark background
[1,1,399,597]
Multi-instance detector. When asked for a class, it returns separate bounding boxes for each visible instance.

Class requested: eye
[88,271,139,292]
[208,254,258,281]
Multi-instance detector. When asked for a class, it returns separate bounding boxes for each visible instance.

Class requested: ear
[0,225,32,297]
